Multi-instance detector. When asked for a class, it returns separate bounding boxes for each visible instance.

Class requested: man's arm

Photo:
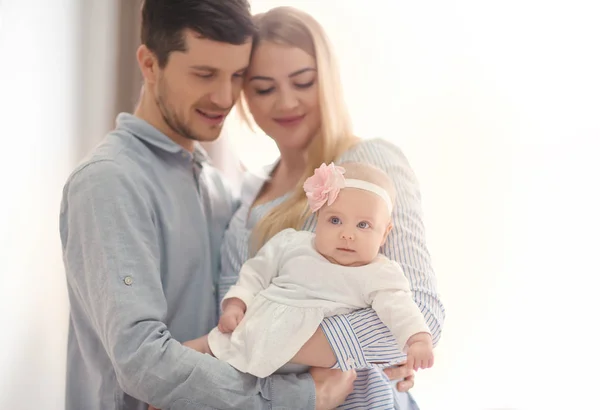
[61,160,315,410]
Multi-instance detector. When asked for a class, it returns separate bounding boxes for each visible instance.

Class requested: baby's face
[314,188,393,267]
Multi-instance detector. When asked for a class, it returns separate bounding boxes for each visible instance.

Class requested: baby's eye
[329,216,341,225]
[357,221,371,229]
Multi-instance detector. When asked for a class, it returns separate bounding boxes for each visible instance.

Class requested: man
[60,1,355,409]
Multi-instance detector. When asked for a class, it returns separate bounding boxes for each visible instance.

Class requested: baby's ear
[381,222,393,246]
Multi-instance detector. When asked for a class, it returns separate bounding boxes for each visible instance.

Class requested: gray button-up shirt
[60,113,315,410]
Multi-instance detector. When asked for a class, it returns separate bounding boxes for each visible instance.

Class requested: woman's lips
[273,114,305,127]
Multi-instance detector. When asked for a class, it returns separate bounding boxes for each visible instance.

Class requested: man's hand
[218,298,246,333]
[311,367,356,410]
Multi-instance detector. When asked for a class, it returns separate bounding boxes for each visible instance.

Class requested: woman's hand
[383,362,415,392]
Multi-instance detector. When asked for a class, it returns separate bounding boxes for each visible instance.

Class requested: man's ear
[137,44,159,85]
[381,222,393,246]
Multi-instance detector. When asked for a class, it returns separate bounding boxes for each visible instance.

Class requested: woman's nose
[276,89,299,111]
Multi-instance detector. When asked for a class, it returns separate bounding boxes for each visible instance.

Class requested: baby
[207,162,434,377]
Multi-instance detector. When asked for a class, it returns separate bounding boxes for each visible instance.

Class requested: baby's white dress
[208,228,430,377]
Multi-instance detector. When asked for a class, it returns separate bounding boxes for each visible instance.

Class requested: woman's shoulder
[339,138,412,170]
[338,138,418,185]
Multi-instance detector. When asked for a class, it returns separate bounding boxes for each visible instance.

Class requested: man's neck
[134,90,195,153]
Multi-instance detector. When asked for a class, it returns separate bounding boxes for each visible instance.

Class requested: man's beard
[155,83,201,143]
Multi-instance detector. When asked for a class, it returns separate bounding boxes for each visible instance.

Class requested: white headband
[303,163,394,214]
[344,179,393,214]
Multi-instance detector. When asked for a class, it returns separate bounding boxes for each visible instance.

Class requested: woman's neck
[276,151,307,182]
[252,151,305,207]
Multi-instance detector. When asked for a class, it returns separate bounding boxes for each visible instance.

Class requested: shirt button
[345,357,355,367]
[123,276,133,286]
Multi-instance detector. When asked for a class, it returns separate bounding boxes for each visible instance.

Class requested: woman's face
[244,41,321,152]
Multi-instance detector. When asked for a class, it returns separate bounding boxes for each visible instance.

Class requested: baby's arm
[218,228,297,332]
[367,261,434,370]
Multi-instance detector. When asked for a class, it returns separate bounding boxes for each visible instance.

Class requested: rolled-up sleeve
[61,160,316,409]
[322,140,446,370]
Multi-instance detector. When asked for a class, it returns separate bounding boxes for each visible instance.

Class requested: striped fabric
[219,138,445,409]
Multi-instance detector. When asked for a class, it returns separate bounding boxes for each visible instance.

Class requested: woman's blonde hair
[240,6,356,249]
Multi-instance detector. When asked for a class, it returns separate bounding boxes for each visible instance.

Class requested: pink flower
[303,163,346,212]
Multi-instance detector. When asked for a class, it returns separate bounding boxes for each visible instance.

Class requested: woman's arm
[294,140,445,370]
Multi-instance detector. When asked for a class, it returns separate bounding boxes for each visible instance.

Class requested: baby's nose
[341,230,355,240]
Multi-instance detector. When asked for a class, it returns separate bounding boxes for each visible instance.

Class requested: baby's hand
[218,309,244,333]
[405,333,434,371]
[218,298,246,333]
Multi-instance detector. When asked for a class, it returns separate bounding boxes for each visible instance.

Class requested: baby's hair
[340,162,396,205]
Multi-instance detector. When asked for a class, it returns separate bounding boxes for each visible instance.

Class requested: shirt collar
[116,113,210,164]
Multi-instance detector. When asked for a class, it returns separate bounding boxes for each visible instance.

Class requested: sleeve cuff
[321,315,369,371]
[218,276,238,307]
[394,322,432,353]
[269,372,316,410]
[221,286,255,310]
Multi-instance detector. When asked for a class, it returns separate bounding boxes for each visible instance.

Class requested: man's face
[153,30,252,142]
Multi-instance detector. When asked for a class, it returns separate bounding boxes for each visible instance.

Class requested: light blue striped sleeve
[321,139,446,370]
[217,223,246,307]
[218,262,240,307]
[217,174,258,308]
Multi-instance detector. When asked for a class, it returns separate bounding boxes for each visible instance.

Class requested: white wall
[233,1,600,409]
[0,0,78,408]
[1,0,598,409]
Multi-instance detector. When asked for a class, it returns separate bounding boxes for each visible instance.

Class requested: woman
[219,7,445,409]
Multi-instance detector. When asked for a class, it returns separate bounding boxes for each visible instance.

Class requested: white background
[1,1,599,409]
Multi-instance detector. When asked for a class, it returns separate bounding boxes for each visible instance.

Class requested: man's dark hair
[141,0,256,67]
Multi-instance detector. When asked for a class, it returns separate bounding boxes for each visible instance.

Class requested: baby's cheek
[313,234,330,255]
[363,239,382,260]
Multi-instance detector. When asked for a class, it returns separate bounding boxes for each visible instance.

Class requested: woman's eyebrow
[288,67,316,78]
[249,75,274,82]
[249,67,316,82]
